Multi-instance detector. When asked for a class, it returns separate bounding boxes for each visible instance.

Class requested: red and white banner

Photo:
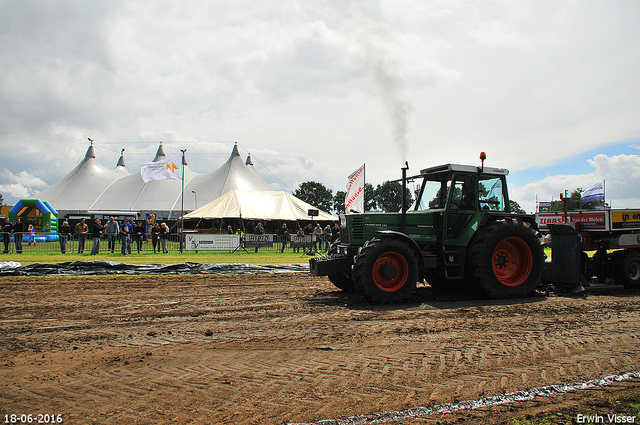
[345,164,365,213]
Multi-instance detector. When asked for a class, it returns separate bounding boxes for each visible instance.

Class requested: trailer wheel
[353,238,418,303]
[467,219,543,298]
[613,251,640,288]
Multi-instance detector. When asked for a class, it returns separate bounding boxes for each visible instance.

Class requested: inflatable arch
[8,199,59,233]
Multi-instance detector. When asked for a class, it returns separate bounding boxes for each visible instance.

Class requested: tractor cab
[411,163,511,246]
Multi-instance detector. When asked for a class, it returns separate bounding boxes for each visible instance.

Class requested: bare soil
[1,274,639,424]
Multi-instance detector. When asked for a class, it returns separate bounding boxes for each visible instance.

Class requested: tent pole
[180,149,186,253]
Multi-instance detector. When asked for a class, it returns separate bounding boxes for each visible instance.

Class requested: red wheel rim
[372,251,409,292]
[492,237,533,287]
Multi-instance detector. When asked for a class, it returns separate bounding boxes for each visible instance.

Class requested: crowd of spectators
[2,215,339,255]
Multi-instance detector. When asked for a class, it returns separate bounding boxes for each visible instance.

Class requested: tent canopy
[184,189,336,221]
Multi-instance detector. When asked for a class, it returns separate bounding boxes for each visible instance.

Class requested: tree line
[294,181,526,214]
[542,188,605,211]
[293,181,413,214]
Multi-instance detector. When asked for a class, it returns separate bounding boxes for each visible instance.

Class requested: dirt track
[1,274,639,424]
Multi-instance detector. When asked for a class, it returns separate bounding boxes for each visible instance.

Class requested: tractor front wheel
[352,238,418,303]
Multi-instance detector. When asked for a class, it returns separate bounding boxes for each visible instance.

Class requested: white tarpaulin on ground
[184,189,336,221]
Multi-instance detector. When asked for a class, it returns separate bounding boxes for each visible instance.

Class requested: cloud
[0,170,47,201]
[510,154,640,213]
[0,1,639,210]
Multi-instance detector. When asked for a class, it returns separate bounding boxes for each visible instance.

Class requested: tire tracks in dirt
[1,274,639,424]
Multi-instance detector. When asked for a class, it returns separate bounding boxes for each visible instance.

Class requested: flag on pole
[140,153,183,183]
[581,180,605,203]
[487,179,502,200]
[345,164,365,213]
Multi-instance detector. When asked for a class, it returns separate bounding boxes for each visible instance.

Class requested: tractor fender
[373,230,424,271]
[479,213,539,232]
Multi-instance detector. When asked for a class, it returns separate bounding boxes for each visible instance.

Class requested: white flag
[581,180,604,203]
[345,164,365,213]
[140,153,183,183]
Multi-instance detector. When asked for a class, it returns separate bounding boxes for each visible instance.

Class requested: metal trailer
[536,210,640,290]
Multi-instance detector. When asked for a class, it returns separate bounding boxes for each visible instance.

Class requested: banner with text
[345,164,365,213]
[186,234,240,251]
[244,234,274,248]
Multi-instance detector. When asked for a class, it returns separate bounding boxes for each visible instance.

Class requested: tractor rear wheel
[352,238,418,303]
[466,219,543,299]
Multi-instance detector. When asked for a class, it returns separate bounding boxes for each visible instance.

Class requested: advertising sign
[536,211,607,231]
[244,234,274,248]
[611,210,640,230]
[290,235,313,248]
[186,234,240,251]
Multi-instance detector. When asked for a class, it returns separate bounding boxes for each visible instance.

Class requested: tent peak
[153,142,166,162]
[245,154,253,166]
[116,149,126,168]
[85,143,96,159]
[231,143,240,157]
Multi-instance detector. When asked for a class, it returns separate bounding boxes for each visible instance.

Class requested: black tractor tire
[352,237,418,303]
[466,219,543,299]
[612,251,640,288]
[326,241,356,292]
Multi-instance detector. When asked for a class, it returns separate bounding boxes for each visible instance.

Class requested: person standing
[90,218,104,256]
[58,221,70,254]
[332,222,340,243]
[13,218,24,254]
[151,222,160,253]
[74,218,88,254]
[133,221,145,253]
[127,220,134,254]
[27,224,36,246]
[303,223,313,235]
[280,223,289,253]
[2,217,13,254]
[104,216,119,253]
[119,220,129,255]
[159,222,169,253]
[323,223,332,251]
[313,223,323,251]
[293,227,304,253]
[253,221,264,253]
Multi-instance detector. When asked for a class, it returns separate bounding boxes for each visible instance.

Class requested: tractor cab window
[450,176,476,210]
[416,179,448,210]
[479,177,506,211]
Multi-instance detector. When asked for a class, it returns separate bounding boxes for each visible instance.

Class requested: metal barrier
[1,232,335,254]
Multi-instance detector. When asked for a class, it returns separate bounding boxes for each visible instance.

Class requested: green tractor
[310,155,544,303]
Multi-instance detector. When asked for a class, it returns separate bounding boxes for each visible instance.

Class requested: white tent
[184,189,336,221]
[34,144,128,215]
[184,144,273,207]
[35,142,286,219]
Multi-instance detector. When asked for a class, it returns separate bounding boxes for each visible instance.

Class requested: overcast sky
[1,0,639,213]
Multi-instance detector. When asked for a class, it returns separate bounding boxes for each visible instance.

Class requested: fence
[1,232,334,254]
